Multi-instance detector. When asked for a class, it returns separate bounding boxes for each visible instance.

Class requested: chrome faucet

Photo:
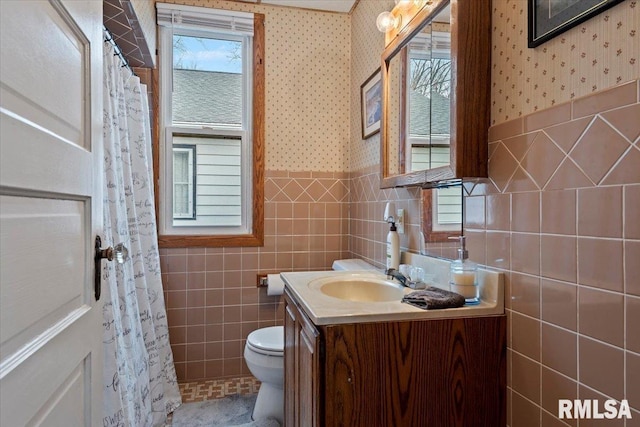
[385,268,408,287]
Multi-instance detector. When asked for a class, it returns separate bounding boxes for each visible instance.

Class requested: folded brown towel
[402,286,465,310]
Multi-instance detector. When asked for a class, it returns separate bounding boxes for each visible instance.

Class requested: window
[173,144,195,219]
[156,3,264,247]
[431,186,462,232]
[421,185,462,243]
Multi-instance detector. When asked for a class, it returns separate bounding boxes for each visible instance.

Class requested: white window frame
[157,4,254,236]
[172,144,195,219]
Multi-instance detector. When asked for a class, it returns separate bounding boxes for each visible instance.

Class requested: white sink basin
[282,265,504,325]
[309,275,405,302]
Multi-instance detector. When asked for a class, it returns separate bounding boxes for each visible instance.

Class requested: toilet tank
[331,259,378,271]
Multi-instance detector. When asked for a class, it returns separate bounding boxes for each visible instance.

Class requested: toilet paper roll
[267,273,285,296]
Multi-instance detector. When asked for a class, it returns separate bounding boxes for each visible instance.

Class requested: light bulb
[376,11,400,33]
[396,0,426,7]
[394,0,412,8]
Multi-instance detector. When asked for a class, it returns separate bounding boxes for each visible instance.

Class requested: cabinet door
[284,291,320,427]
[297,314,319,426]
[284,303,297,427]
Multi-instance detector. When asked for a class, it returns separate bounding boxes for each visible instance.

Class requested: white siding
[173,136,242,227]
[433,186,462,231]
[173,147,194,218]
[411,145,450,171]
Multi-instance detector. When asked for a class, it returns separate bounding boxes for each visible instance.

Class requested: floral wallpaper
[154,0,351,172]
[492,0,638,124]
[349,0,393,171]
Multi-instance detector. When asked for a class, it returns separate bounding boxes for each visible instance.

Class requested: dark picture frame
[361,67,382,139]
[528,0,624,48]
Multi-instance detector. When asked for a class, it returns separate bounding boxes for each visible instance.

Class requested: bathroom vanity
[282,271,506,427]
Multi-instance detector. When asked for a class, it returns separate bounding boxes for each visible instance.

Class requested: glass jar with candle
[449,236,479,305]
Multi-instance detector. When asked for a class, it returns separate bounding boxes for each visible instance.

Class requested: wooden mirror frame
[380,0,491,189]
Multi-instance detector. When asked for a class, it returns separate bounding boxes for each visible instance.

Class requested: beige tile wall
[349,165,422,268]
[348,2,639,425]
[465,80,640,425]
[349,164,461,268]
[156,0,351,381]
[161,171,350,381]
[348,0,639,268]
[159,0,640,402]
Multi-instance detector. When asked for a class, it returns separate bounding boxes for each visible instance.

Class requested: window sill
[158,231,263,248]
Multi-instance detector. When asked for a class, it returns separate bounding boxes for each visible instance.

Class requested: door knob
[96,242,129,264]
[94,236,129,300]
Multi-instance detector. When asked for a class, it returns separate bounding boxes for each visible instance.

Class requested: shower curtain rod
[103,25,135,74]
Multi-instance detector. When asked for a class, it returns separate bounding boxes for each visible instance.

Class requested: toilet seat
[246,326,283,357]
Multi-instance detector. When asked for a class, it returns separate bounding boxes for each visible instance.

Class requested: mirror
[380,0,491,188]
[421,185,462,246]
[385,6,451,179]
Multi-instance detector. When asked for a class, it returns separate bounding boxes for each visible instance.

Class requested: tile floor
[179,376,261,403]
[167,376,261,425]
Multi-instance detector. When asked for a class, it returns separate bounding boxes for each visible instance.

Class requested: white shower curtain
[102,41,182,426]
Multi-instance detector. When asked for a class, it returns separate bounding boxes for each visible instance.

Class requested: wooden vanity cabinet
[284,288,321,426]
[284,288,507,427]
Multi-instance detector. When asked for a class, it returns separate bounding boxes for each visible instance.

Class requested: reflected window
[406,24,451,172]
[421,184,462,242]
[431,185,462,232]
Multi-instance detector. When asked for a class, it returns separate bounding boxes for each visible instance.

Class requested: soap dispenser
[448,236,479,305]
[384,202,400,270]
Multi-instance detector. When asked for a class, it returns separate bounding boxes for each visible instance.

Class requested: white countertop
[281,269,505,326]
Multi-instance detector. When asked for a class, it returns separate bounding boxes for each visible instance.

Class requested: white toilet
[244,326,284,422]
[244,259,377,423]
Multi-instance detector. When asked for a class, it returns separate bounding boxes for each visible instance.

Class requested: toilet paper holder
[256,272,280,288]
[256,272,286,296]
[257,275,268,287]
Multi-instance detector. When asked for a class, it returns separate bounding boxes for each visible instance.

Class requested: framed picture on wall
[361,68,382,139]
[528,0,624,48]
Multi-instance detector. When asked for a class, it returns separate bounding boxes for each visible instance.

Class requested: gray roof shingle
[172,69,242,125]
[409,90,450,136]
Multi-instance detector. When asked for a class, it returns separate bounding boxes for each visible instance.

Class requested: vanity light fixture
[394,0,423,8]
[376,11,401,32]
[378,0,430,33]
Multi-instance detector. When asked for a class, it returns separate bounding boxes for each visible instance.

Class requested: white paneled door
[0,1,103,426]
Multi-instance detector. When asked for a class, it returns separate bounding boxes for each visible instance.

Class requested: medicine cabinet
[380,0,491,188]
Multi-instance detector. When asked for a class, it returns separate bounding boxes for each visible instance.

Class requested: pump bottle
[386,222,399,270]
[384,202,400,270]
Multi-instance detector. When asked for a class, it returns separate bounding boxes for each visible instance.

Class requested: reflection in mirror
[386,50,402,176]
[421,183,462,245]
[384,5,451,178]
[407,15,451,173]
